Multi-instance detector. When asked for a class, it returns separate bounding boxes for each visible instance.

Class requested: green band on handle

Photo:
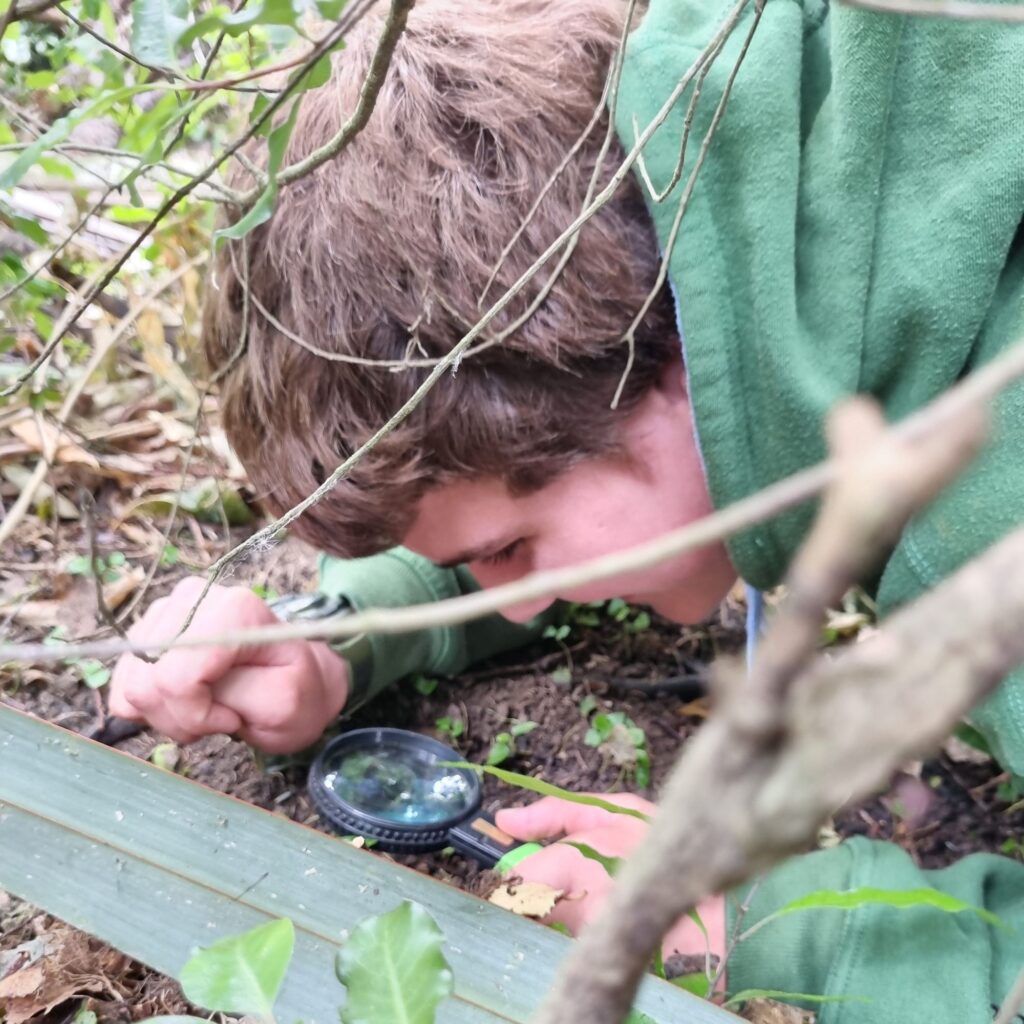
[495,842,543,876]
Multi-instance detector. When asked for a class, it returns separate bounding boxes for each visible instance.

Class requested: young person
[110,0,1024,1013]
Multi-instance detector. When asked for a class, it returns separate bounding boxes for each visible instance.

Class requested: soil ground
[2,530,1022,1022]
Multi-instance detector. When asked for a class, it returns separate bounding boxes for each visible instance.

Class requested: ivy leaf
[179,918,294,1015]
[336,901,453,1024]
[130,0,191,67]
[447,763,650,822]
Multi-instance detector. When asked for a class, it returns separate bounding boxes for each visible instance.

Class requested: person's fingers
[496,793,653,841]
[510,843,614,935]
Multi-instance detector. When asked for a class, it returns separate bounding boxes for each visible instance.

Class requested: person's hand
[109,578,349,753]
[496,795,726,966]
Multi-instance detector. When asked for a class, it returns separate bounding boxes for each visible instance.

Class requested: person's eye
[479,539,525,567]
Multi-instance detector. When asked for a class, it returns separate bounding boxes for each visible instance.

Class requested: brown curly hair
[203,0,678,558]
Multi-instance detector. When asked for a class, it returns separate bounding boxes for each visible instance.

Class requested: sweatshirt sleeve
[318,548,555,708]
[727,837,1024,1023]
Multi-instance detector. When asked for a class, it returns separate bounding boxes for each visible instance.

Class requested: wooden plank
[0,706,739,1023]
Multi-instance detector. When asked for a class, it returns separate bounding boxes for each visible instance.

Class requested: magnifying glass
[308,727,540,869]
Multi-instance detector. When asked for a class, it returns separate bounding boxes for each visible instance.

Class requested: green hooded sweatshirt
[318,0,1024,1014]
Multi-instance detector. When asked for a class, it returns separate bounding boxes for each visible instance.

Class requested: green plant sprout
[583,708,651,788]
[605,597,652,635]
[434,715,465,743]
[485,720,539,766]
[43,626,110,688]
[66,549,127,583]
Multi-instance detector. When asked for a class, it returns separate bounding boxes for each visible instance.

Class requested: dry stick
[0,255,208,553]
[4,336,1024,666]
[839,0,1024,20]
[611,0,763,410]
[531,394,997,1024]
[632,10,732,206]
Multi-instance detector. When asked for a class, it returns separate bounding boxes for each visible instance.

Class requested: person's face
[402,363,738,624]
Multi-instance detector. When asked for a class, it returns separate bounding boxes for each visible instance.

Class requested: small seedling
[44,626,110,689]
[435,716,465,743]
[485,720,538,766]
[414,674,439,696]
[66,550,127,584]
[606,598,651,634]
[583,709,651,787]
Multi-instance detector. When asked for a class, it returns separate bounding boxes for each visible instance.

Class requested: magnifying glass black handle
[448,811,526,868]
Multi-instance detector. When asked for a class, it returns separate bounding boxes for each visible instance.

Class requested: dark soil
[3,535,1023,1022]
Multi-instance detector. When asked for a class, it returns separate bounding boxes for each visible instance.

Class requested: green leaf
[448,763,651,822]
[724,990,867,1010]
[486,734,514,767]
[77,659,111,689]
[626,1013,657,1024]
[672,973,711,998]
[130,0,190,66]
[179,918,294,1015]
[178,0,301,48]
[0,85,155,190]
[510,721,538,738]
[213,96,303,246]
[336,901,453,1024]
[750,887,1006,937]
[565,842,621,877]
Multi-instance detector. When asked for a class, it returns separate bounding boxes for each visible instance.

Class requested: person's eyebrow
[434,537,517,570]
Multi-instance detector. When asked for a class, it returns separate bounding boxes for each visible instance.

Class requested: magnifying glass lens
[322,740,476,826]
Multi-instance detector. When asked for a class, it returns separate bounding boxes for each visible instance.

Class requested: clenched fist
[109,578,349,753]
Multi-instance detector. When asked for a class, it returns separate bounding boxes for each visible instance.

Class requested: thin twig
[476,64,613,309]
[611,0,763,409]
